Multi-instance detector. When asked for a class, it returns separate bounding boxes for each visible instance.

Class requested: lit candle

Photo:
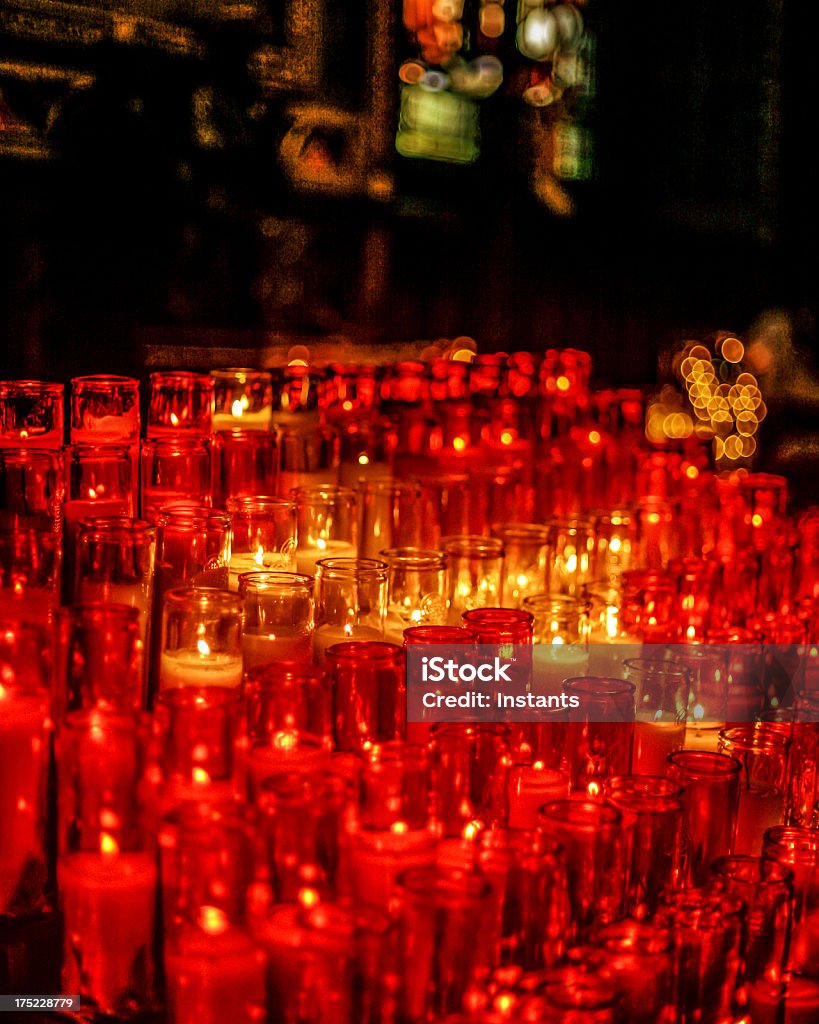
[76,579,152,649]
[0,686,49,913]
[242,632,312,669]
[295,539,357,577]
[212,407,272,433]
[350,826,437,910]
[684,720,726,753]
[313,623,384,663]
[228,548,296,591]
[532,644,590,695]
[165,914,267,1024]
[507,763,571,830]
[60,847,157,1013]
[160,646,244,690]
[339,457,391,488]
[632,717,686,776]
[248,733,330,791]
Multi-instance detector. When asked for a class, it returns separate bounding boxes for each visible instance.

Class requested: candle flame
[231,399,244,417]
[254,545,265,567]
[199,905,229,936]
[462,819,482,841]
[316,537,327,551]
[298,887,320,909]
[192,766,211,785]
[197,638,211,656]
[273,730,298,751]
[343,622,353,638]
[357,453,369,465]
[390,820,408,834]
[100,832,119,856]
[170,412,180,426]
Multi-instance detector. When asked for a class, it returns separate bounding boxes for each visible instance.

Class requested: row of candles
[1,356,819,1024]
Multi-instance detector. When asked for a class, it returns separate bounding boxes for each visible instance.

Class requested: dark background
[1,0,816,387]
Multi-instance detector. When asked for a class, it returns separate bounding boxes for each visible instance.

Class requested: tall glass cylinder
[155,687,245,811]
[538,800,630,940]
[507,760,571,829]
[210,369,272,432]
[547,517,596,596]
[393,866,495,1021]
[159,588,244,691]
[718,725,789,856]
[762,826,819,989]
[325,640,405,751]
[74,517,155,672]
[293,485,358,575]
[430,724,510,836]
[0,380,64,449]
[313,557,387,660]
[258,771,348,902]
[0,621,51,919]
[583,920,675,1024]
[564,677,635,792]
[162,807,266,1024]
[239,571,313,667]
[492,522,551,608]
[276,420,339,494]
[147,371,214,438]
[623,658,688,775]
[379,548,447,645]
[359,481,423,559]
[212,430,278,507]
[57,711,158,1017]
[603,775,684,918]
[140,437,211,523]
[709,855,793,1024]
[225,495,296,589]
[477,828,571,970]
[667,750,741,886]
[245,661,333,754]
[70,375,140,446]
[443,535,504,624]
[55,604,144,717]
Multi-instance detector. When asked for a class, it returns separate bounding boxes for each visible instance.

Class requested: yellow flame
[453,436,467,451]
[100,832,119,856]
[170,412,180,427]
[254,545,265,567]
[587,781,600,798]
[358,453,370,465]
[199,905,229,936]
[298,887,320,909]
[231,399,244,417]
[390,820,408,834]
[197,638,211,656]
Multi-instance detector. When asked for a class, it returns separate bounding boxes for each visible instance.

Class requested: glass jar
[70,375,140,446]
[293,485,358,576]
[491,523,551,608]
[360,481,424,559]
[564,677,635,792]
[245,660,333,754]
[159,588,244,692]
[443,535,504,624]
[762,826,819,987]
[147,371,214,438]
[313,557,387,661]
[212,430,278,507]
[140,437,212,524]
[0,380,64,449]
[226,496,297,589]
[378,548,447,645]
[430,723,510,836]
[718,725,789,856]
[623,658,688,776]
[210,369,272,432]
[547,517,596,597]
[325,640,404,751]
[239,571,313,667]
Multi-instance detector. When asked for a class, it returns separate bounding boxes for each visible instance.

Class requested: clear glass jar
[147,371,214,438]
[0,380,64,449]
[443,535,504,624]
[225,496,297,589]
[313,557,387,661]
[276,419,339,494]
[547,516,596,596]
[293,485,358,576]
[378,548,447,645]
[210,369,272,433]
[239,571,313,667]
[159,588,244,692]
[360,481,424,558]
[491,522,551,608]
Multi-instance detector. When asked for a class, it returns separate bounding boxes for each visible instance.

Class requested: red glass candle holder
[258,771,348,902]
[154,687,245,811]
[140,437,212,524]
[245,660,333,755]
[667,750,741,886]
[538,800,631,940]
[226,495,297,587]
[430,723,510,836]
[325,640,405,751]
[212,429,278,507]
[55,604,144,718]
[583,920,675,1024]
[70,375,140,446]
[563,677,635,792]
[147,371,214,438]
[0,381,64,449]
[603,775,684,918]
[0,621,52,919]
[762,826,819,988]
[623,658,688,776]
[210,369,272,433]
[717,725,789,856]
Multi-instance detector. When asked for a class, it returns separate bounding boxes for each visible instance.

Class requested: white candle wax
[295,539,357,577]
[684,720,726,753]
[242,632,312,670]
[160,650,244,690]
[165,926,267,1024]
[0,688,49,913]
[532,645,590,695]
[228,551,296,591]
[313,624,384,663]
[60,852,156,1013]
[212,408,271,432]
[632,718,686,776]
[350,828,436,910]
[507,765,570,830]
